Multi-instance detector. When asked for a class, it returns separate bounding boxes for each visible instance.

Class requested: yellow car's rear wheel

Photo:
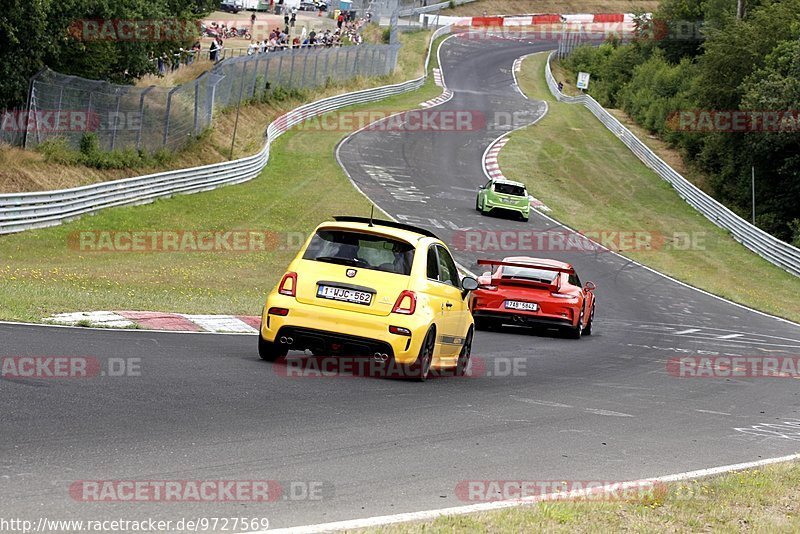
[455,327,473,377]
[408,327,436,381]
[258,333,288,361]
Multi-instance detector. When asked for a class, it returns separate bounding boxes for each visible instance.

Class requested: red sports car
[470,257,596,338]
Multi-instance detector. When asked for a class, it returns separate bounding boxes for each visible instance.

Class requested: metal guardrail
[398,0,476,17]
[544,51,800,277]
[0,25,452,235]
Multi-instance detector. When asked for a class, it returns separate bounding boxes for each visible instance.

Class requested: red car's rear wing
[477,259,575,275]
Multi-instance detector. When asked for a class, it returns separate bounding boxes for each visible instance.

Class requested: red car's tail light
[278,272,297,296]
[551,292,577,299]
[392,291,417,315]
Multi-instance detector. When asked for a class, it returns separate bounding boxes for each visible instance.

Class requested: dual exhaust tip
[279,337,389,362]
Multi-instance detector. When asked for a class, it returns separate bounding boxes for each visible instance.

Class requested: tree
[0,0,49,110]
[0,0,214,109]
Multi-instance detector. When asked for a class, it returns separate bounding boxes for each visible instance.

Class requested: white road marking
[584,408,634,418]
[735,420,800,441]
[511,397,573,408]
[695,409,733,416]
[250,453,800,534]
[717,333,745,340]
[674,328,701,335]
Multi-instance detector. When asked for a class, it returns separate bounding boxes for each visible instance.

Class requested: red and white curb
[433,68,444,87]
[44,311,261,333]
[483,138,551,212]
[420,89,453,108]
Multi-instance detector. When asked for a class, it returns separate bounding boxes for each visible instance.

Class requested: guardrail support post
[301,49,308,87]
[193,80,200,136]
[288,51,296,89]
[110,90,122,151]
[313,51,320,87]
[163,87,178,148]
[136,86,154,151]
[251,58,261,99]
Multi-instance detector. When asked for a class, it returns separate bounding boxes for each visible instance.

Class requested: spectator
[157,53,166,75]
[337,13,344,29]
[290,9,296,27]
[284,8,290,27]
[558,81,564,91]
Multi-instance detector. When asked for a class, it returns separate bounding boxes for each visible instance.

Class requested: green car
[476,179,531,222]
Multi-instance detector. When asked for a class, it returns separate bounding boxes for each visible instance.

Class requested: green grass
[0,32,445,323]
[364,462,800,532]
[501,52,800,323]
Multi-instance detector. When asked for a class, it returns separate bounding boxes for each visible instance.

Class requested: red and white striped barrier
[421,13,643,31]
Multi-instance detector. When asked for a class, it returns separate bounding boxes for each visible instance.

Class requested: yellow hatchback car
[259,216,479,380]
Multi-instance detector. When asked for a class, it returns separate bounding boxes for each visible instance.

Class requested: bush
[37,134,174,170]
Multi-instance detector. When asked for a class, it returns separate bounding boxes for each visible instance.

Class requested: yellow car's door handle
[445,302,453,308]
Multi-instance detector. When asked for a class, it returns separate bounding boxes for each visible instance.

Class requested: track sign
[576,72,591,90]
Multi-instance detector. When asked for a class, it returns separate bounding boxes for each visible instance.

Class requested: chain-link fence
[22,43,399,153]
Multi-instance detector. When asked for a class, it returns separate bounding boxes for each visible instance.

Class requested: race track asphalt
[1,35,799,531]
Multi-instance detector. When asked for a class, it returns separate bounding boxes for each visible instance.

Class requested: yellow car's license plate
[317,285,373,305]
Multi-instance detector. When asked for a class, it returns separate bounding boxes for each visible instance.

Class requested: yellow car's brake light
[278,272,297,296]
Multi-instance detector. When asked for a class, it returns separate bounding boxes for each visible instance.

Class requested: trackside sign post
[576,72,591,90]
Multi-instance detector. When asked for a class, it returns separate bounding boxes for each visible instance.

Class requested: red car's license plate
[505,300,538,311]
